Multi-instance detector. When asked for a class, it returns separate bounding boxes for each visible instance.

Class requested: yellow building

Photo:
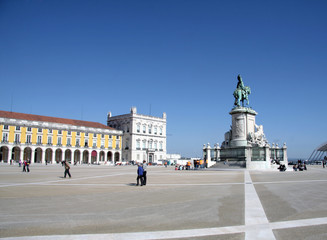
[0,110,122,165]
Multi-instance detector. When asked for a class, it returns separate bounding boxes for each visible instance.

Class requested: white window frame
[26,135,31,144]
[15,134,20,143]
[37,136,42,144]
[2,133,8,142]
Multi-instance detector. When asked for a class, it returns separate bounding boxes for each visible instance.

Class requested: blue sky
[1,0,326,159]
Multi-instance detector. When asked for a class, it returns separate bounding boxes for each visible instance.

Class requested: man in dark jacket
[136,163,144,186]
[63,160,71,178]
[142,160,147,186]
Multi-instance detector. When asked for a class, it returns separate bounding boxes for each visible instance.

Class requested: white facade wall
[107,107,167,163]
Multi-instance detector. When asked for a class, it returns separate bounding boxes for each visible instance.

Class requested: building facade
[0,110,123,165]
[107,107,167,163]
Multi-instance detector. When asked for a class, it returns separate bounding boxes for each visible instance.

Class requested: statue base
[229,106,257,148]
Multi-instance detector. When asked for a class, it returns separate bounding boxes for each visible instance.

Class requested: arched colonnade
[0,144,120,165]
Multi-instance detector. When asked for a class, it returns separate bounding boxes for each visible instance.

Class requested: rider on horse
[233,74,251,107]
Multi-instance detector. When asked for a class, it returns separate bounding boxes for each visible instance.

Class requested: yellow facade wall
[81,133,85,147]
[62,131,67,146]
[9,126,15,143]
[0,124,120,155]
[89,133,93,148]
[97,134,101,148]
[105,135,109,148]
[21,127,26,144]
[31,128,37,144]
[113,136,117,149]
[0,125,3,140]
[53,130,58,145]
[42,129,48,145]
[72,132,76,147]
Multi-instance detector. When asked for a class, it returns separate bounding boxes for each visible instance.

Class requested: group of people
[293,161,307,171]
[175,160,207,170]
[175,161,192,170]
[278,164,287,172]
[22,159,31,172]
[136,160,147,186]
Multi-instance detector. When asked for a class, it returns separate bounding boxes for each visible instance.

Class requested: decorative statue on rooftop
[233,74,251,107]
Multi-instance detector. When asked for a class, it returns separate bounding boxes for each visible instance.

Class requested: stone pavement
[1,164,327,239]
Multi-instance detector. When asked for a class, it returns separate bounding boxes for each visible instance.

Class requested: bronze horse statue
[233,84,251,107]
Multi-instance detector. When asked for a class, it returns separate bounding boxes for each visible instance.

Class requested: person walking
[142,160,147,186]
[136,163,144,186]
[22,160,27,172]
[63,161,71,178]
[26,159,30,172]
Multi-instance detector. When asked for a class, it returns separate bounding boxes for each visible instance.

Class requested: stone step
[210,161,246,169]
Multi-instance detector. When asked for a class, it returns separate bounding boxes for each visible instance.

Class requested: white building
[107,107,167,163]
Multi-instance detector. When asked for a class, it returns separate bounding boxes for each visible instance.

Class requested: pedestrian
[63,161,71,178]
[136,163,144,186]
[142,160,147,186]
[19,160,22,167]
[26,159,30,172]
[22,160,27,172]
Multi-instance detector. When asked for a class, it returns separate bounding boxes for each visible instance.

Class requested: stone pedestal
[229,107,257,147]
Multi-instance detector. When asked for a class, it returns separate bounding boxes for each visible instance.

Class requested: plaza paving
[1,164,327,239]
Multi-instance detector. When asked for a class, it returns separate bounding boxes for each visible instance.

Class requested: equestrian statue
[233,74,251,107]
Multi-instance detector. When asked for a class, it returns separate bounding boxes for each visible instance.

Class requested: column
[31,147,35,164]
[96,151,100,164]
[9,146,13,165]
[51,149,55,164]
[42,148,46,164]
[202,144,206,160]
[282,143,288,166]
[61,150,64,162]
[88,151,91,164]
[207,143,211,162]
[19,148,24,162]
[72,150,76,165]
[264,145,270,169]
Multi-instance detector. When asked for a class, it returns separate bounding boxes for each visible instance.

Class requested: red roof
[0,110,114,130]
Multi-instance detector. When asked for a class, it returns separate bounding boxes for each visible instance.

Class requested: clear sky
[1,0,326,159]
